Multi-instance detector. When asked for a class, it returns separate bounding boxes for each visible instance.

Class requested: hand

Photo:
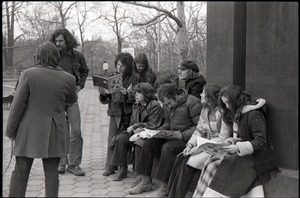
[133,127,145,134]
[127,84,133,92]
[154,130,183,140]
[76,86,81,93]
[182,146,192,157]
[99,87,108,95]
[120,87,127,95]
[127,126,134,133]
[188,147,204,156]
[222,145,239,153]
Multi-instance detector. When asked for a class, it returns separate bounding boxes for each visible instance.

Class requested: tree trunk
[5,1,15,68]
[117,37,122,53]
[176,2,188,62]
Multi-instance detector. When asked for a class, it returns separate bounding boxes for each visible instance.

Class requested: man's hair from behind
[36,42,60,68]
[157,83,179,102]
[133,82,156,103]
[50,28,79,50]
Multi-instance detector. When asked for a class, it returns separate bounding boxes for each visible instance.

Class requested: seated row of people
[99,52,274,197]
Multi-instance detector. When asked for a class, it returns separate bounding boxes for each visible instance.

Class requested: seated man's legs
[129,138,166,194]
[150,139,186,196]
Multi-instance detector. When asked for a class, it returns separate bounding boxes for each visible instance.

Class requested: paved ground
[2,78,162,197]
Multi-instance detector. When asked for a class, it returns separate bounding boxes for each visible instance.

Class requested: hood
[177,88,189,105]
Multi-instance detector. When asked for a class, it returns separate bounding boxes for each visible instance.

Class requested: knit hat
[178,60,199,72]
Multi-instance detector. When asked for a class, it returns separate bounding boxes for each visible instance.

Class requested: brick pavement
[2,79,159,197]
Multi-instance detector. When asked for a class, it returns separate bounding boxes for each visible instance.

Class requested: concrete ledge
[264,168,299,197]
[152,154,299,197]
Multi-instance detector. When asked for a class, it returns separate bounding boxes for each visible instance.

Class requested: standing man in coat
[50,28,89,176]
[5,42,77,197]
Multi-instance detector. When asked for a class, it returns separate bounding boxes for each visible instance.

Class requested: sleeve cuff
[236,141,254,156]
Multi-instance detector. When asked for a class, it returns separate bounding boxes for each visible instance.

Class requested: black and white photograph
[2,1,298,197]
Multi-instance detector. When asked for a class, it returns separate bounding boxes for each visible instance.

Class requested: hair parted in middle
[133,82,156,103]
[134,53,149,73]
[36,42,60,68]
[50,28,79,50]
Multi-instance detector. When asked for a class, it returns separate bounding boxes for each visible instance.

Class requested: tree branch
[124,2,182,27]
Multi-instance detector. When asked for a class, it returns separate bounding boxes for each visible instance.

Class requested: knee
[116,133,129,144]
[161,144,174,156]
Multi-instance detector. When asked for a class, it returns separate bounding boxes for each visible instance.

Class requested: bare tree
[2,1,24,68]
[16,2,60,41]
[49,1,76,28]
[124,1,188,62]
[74,2,104,55]
[102,2,132,53]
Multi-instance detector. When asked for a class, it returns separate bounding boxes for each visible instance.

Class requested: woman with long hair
[193,85,271,197]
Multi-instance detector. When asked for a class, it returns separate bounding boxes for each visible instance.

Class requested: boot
[113,166,127,181]
[128,175,153,195]
[146,182,168,197]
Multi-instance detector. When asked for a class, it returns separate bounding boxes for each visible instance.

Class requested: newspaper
[194,136,228,159]
[129,129,160,142]
[92,74,123,93]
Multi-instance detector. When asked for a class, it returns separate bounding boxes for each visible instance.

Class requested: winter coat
[130,99,164,130]
[159,89,203,142]
[185,75,206,99]
[5,66,77,158]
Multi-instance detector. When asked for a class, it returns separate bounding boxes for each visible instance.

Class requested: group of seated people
[98,52,274,197]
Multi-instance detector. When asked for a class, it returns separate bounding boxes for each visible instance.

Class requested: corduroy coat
[5,66,77,158]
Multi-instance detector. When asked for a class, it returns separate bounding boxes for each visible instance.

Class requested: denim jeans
[60,101,83,166]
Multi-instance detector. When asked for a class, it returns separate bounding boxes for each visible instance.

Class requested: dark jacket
[130,99,164,130]
[159,89,203,142]
[238,109,267,152]
[70,49,89,89]
[185,75,206,99]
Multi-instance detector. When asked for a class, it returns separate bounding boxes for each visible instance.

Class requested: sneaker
[67,165,85,176]
[102,170,115,176]
[58,165,66,174]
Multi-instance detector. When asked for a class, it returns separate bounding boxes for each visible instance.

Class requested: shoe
[131,177,142,188]
[58,165,66,174]
[145,183,167,197]
[67,165,85,176]
[102,170,115,176]
[128,176,153,195]
[113,167,127,181]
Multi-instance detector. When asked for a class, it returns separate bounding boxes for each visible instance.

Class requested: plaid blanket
[192,155,224,197]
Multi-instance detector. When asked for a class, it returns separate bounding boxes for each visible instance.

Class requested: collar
[34,65,63,71]
[60,49,72,56]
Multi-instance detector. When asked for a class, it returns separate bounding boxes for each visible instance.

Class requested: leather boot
[146,182,168,197]
[128,175,153,195]
[113,166,127,181]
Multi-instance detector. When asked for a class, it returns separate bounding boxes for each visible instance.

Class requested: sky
[9,1,206,42]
